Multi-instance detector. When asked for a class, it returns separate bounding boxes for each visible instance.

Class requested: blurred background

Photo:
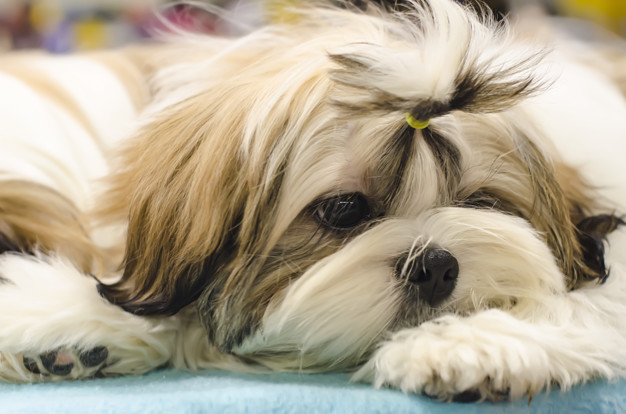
[0,0,624,53]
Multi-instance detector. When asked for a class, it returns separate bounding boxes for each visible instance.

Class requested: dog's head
[97,0,620,369]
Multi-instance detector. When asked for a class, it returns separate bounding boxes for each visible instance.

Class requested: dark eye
[315,193,371,229]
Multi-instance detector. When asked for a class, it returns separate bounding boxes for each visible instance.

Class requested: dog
[1,0,626,402]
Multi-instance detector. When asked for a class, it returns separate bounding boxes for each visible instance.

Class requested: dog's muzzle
[394,248,459,307]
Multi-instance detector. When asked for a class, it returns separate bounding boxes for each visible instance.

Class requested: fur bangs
[326,0,546,121]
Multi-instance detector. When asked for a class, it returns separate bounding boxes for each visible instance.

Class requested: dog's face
[97,1,616,370]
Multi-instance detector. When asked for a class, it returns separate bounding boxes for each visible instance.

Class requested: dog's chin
[225,207,565,371]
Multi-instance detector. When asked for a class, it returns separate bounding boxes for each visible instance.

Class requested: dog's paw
[355,312,551,401]
[22,346,109,379]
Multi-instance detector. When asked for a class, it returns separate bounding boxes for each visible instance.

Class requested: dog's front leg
[0,253,177,382]
[354,304,625,402]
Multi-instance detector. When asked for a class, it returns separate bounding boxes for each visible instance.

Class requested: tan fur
[95,95,252,313]
[0,180,101,274]
[456,114,600,289]
[554,161,597,223]
[95,35,336,318]
[93,11,606,332]
[518,141,596,289]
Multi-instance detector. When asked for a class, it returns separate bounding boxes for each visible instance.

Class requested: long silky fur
[1,0,626,403]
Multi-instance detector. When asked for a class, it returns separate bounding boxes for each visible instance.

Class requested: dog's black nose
[395,248,459,307]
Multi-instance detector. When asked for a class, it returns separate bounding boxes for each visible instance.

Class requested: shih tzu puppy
[1,0,626,402]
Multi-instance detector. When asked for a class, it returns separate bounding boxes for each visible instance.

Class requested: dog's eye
[315,193,371,229]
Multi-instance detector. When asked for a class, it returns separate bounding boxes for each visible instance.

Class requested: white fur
[1,0,626,403]
[520,51,626,209]
[0,254,175,382]
[0,56,137,211]
[241,208,566,369]
[355,227,626,399]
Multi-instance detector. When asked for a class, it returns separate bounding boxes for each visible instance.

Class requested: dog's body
[1,0,626,401]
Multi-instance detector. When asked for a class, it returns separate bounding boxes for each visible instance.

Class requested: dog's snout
[395,248,459,307]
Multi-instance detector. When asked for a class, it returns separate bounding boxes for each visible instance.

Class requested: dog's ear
[94,31,330,317]
[94,49,300,316]
[576,214,624,283]
[96,94,252,316]
[469,126,619,291]
[553,162,624,287]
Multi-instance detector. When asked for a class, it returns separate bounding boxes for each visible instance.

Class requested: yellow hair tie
[405,113,430,129]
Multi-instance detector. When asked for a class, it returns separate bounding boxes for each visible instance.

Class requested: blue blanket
[1,369,624,413]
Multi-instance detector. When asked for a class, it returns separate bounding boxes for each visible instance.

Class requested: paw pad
[79,346,108,367]
[22,356,40,374]
[40,350,74,375]
[452,389,482,403]
[22,346,108,377]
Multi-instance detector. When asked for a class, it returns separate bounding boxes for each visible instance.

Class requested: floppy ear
[549,161,624,288]
[514,137,619,289]
[465,124,615,290]
[95,47,301,316]
[576,214,624,284]
[96,93,251,316]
